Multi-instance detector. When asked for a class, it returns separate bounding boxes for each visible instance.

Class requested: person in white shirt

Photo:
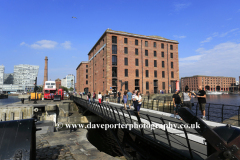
[134,91,142,116]
[98,92,102,104]
[132,90,137,110]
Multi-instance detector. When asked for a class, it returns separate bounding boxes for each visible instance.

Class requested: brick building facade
[76,61,89,93]
[77,29,179,94]
[55,78,61,90]
[181,75,236,91]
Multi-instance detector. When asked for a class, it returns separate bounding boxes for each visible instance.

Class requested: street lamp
[71,79,73,91]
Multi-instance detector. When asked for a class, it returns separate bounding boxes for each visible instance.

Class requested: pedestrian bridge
[73,96,240,160]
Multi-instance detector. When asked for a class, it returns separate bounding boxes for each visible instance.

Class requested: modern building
[61,74,75,89]
[76,61,89,93]
[181,75,236,91]
[0,64,39,92]
[77,29,180,94]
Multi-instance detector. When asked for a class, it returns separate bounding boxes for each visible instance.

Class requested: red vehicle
[57,88,64,100]
[44,81,57,100]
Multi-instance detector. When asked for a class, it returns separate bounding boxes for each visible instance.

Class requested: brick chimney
[44,56,48,89]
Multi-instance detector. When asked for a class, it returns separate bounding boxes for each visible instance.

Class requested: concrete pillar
[11,112,14,120]
[44,56,48,89]
[2,113,6,121]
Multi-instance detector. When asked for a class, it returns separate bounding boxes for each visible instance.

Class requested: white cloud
[173,35,186,39]
[20,42,26,46]
[30,40,58,49]
[174,3,191,11]
[61,41,71,49]
[219,28,239,37]
[200,37,212,43]
[180,42,240,78]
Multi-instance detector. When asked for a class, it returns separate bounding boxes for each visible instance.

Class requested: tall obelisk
[44,56,48,89]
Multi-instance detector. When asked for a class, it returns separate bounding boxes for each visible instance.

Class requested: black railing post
[152,100,154,110]
[143,98,145,108]
[126,110,133,124]
[146,114,156,141]
[160,117,171,148]
[222,104,224,123]
[238,106,240,126]
[110,106,117,122]
[99,104,104,117]
[157,100,159,111]
[181,123,193,159]
[163,102,165,112]
[120,109,127,124]
[133,111,144,136]
[115,107,122,124]
[208,103,210,120]
[170,102,172,113]
[196,102,199,116]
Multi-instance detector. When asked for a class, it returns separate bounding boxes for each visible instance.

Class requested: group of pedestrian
[172,85,206,120]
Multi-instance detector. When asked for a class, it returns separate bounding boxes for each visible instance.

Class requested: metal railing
[192,102,240,126]
[73,96,207,160]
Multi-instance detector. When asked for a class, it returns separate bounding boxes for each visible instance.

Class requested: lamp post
[71,79,73,91]
[34,77,37,104]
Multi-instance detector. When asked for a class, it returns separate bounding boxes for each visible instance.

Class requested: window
[125,81,128,90]
[135,48,138,55]
[86,65,88,68]
[171,71,174,78]
[125,69,128,77]
[162,61,165,67]
[146,70,149,77]
[112,55,117,65]
[145,50,148,56]
[135,39,138,45]
[154,60,157,67]
[86,69,88,73]
[124,57,128,65]
[161,43,164,49]
[135,59,139,66]
[171,62,173,68]
[86,80,88,84]
[154,80,158,87]
[153,42,156,48]
[170,53,173,58]
[103,58,104,67]
[162,82,165,89]
[136,69,139,77]
[86,75,88,79]
[112,36,117,43]
[170,45,173,50]
[103,70,104,78]
[124,38,128,44]
[162,71,165,78]
[112,79,117,86]
[145,59,148,66]
[154,70,157,78]
[135,79,139,86]
[161,52,164,57]
[112,67,117,77]
[154,51,157,57]
[145,41,148,47]
[124,47,128,54]
[112,45,117,54]
[146,82,149,90]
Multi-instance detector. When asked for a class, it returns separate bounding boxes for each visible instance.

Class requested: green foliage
[60,86,69,92]
[69,87,74,91]
[37,86,43,92]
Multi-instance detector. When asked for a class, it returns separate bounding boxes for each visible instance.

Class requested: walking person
[122,91,128,110]
[98,92,102,104]
[117,91,121,103]
[127,90,132,109]
[88,92,91,104]
[132,90,137,111]
[105,90,109,104]
[196,85,206,120]
[93,91,96,102]
[134,91,142,116]
[172,90,182,120]
[182,86,192,110]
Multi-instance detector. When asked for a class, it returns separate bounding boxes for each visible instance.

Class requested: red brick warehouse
[76,61,89,93]
[76,29,180,94]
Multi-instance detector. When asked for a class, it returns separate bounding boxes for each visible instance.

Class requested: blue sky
[0,0,240,85]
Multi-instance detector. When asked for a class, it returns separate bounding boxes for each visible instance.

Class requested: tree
[69,87,74,91]
[60,86,69,92]
[37,86,43,92]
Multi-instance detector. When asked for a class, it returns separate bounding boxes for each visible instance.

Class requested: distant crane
[72,16,77,19]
